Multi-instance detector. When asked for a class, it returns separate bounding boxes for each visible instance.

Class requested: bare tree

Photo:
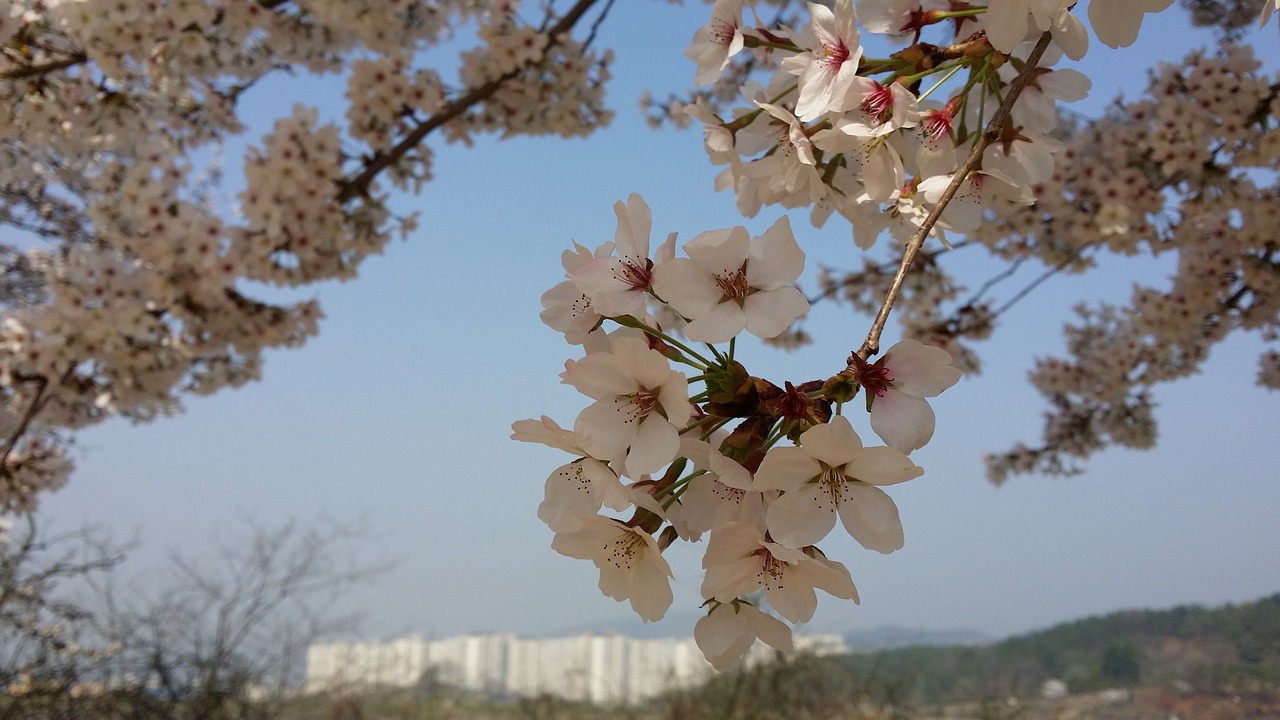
[1,516,385,720]
[0,514,129,719]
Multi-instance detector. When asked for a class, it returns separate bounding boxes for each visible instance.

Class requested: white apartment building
[306,632,847,705]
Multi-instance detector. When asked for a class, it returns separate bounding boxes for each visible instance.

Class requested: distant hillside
[837,593,1280,704]
[843,625,992,651]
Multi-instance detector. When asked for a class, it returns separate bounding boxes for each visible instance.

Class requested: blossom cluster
[659,1,1277,485]
[677,0,1118,249]
[515,194,960,668]
[799,43,1278,484]
[0,0,615,512]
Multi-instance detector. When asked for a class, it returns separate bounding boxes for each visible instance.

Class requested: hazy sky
[37,2,1280,643]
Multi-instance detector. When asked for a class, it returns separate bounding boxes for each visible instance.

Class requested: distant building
[306,632,847,705]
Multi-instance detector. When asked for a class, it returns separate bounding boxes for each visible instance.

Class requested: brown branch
[851,31,1055,364]
[0,365,74,475]
[0,52,88,81]
[335,0,604,204]
[0,376,49,471]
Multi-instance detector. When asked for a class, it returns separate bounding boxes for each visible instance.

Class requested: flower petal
[766,484,838,548]
[838,484,905,553]
[754,446,822,492]
[743,286,809,339]
[870,389,936,453]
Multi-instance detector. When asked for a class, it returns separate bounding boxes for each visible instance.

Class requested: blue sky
[39,2,1280,642]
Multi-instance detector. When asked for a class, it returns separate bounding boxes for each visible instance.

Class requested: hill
[836,592,1280,704]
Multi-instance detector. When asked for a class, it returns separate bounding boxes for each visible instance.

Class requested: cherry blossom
[984,0,1072,55]
[669,435,771,539]
[686,0,747,86]
[850,339,963,453]
[511,416,632,532]
[570,194,658,319]
[700,522,858,623]
[651,217,809,343]
[541,241,613,345]
[561,336,691,478]
[695,600,793,670]
[551,516,674,622]
[1088,0,1174,49]
[755,416,922,551]
[782,0,865,121]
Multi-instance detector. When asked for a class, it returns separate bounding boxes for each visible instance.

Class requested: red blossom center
[861,83,894,123]
[820,41,850,70]
[711,19,736,46]
[615,258,653,291]
[851,354,895,397]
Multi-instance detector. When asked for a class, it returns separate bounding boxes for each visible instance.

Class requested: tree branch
[335,0,605,204]
[851,31,1055,363]
[0,52,88,82]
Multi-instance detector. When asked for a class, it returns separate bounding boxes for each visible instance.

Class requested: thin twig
[993,247,1089,316]
[851,31,1055,363]
[335,0,604,204]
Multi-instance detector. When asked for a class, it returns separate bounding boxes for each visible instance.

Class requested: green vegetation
[837,592,1280,704]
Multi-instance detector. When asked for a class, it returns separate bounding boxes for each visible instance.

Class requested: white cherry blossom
[552,516,674,622]
[695,600,793,670]
[700,522,858,623]
[850,339,963,453]
[755,416,922,551]
[651,217,809,343]
[781,0,865,121]
[569,194,657,319]
[541,241,613,344]
[561,337,691,478]
[686,0,747,85]
[1088,0,1174,49]
[511,416,632,532]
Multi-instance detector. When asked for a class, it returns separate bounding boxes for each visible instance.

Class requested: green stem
[912,61,967,101]
[621,318,714,369]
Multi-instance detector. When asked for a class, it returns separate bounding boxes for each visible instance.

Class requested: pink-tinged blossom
[811,126,906,203]
[669,435,772,539]
[651,216,808,343]
[838,77,921,138]
[742,102,824,205]
[1088,0,1173,49]
[686,0,747,85]
[701,522,858,623]
[781,0,865,121]
[561,336,691,478]
[755,416,922,551]
[511,416,633,532]
[1003,61,1092,134]
[851,339,963,453]
[915,98,961,178]
[540,240,612,344]
[570,194,656,319]
[917,168,1033,233]
[982,126,1062,188]
[552,516,674,622]
[695,600,793,670]
[860,0,949,39]
[984,0,1071,54]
